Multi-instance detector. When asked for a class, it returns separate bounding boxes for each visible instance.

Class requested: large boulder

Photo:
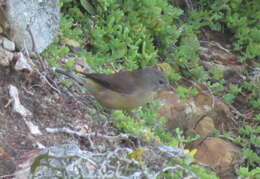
[0,0,60,54]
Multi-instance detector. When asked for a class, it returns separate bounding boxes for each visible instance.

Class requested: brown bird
[54,66,171,110]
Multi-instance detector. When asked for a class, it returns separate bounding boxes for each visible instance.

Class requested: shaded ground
[0,64,119,175]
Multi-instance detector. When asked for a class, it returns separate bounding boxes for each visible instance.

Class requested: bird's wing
[81,71,141,94]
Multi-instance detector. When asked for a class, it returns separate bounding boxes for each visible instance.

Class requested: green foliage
[171,26,208,82]
[112,111,143,136]
[243,149,260,168]
[188,10,223,32]
[174,27,200,67]
[30,154,50,173]
[208,80,225,95]
[112,101,198,147]
[223,84,242,104]
[242,81,260,109]
[68,0,182,70]
[43,16,84,67]
[45,44,70,67]
[187,164,219,179]
[175,128,199,147]
[229,84,242,95]
[234,125,260,168]
[197,0,260,61]
[65,58,75,71]
[176,86,198,99]
[59,16,84,41]
[209,68,224,81]
[159,158,219,179]
[158,63,182,83]
[51,0,203,79]
[250,98,260,110]
[236,167,260,179]
[111,101,180,145]
[189,66,209,82]
[255,114,260,122]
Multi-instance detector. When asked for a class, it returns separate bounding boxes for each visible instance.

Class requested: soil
[0,65,117,176]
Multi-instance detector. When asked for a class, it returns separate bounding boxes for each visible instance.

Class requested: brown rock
[157,89,234,136]
[156,91,212,132]
[194,137,241,176]
[194,92,212,107]
[156,91,196,131]
[156,91,187,119]
[194,92,233,133]
[195,116,215,136]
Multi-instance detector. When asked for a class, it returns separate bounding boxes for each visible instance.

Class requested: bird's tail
[52,68,85,86]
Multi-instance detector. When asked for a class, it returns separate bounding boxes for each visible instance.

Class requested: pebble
[2,37,15,51]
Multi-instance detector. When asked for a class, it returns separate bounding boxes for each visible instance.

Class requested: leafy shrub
[197,0,260,61]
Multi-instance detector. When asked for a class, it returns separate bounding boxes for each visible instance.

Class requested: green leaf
[30,154,50,173]
[66,59,75,71]
[223,93,235,104]
[79,0,96,15]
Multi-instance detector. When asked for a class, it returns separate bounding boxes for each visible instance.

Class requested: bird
[54,66,171,110]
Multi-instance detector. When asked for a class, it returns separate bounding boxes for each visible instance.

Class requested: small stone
[0,46,14,66]
[2,37,15,51]
[195,116,215,136]
[0,25,3,34]
[14,52,33,73]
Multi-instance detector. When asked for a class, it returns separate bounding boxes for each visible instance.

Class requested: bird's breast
[86,79,154,110]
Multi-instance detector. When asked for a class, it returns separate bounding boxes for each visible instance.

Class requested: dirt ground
[0,65,118,175]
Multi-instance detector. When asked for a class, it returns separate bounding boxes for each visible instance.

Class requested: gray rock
[1,0,60,55]
[2,37,15,51]
[0,46,14,66]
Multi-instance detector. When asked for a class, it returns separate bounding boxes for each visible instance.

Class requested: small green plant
[176,86,198,99]
[236,167,260,179]
[223,84,242,104]
[65,58,75,71]
[73,0,183,71]
[242,81,260,109]
[209,68,224,81]
[250,98,260,110]
[243,149,260,168]
[234,125,260,169]
[175,128,199,147]
[159,156,219,179]
[208,80,225,95]
[43,15,84,67]
[112,101,180,145]
[255,114,260,122]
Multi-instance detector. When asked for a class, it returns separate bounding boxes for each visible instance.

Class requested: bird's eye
[159,80,164,84]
